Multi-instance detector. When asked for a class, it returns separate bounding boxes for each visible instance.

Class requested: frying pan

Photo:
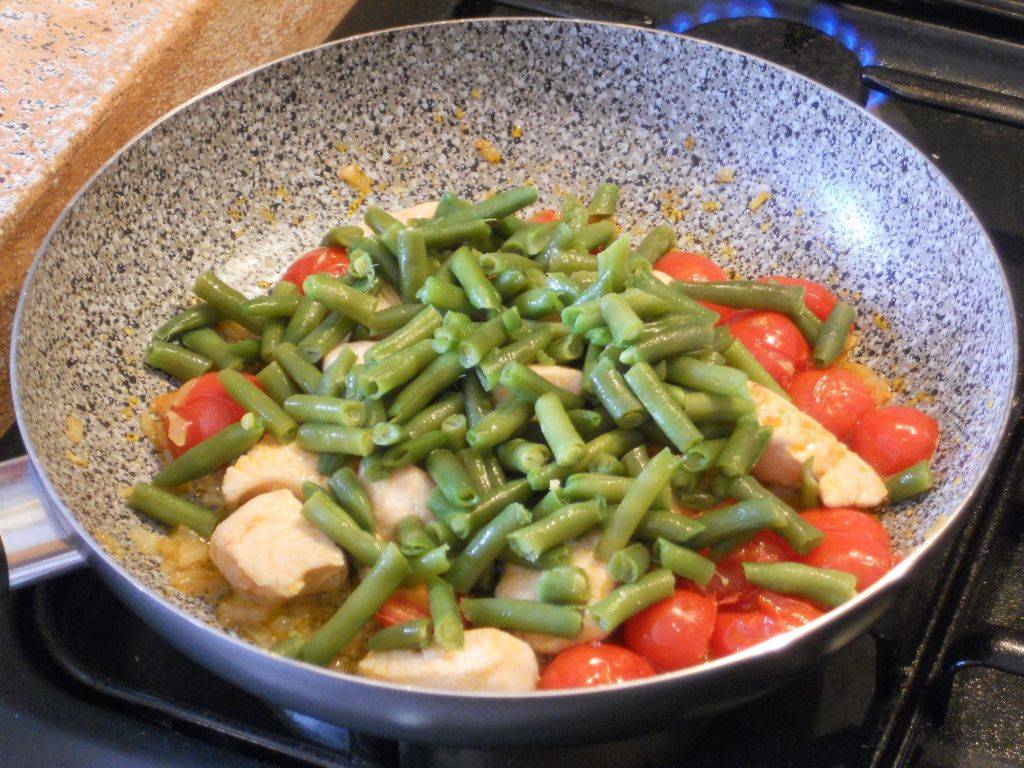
[2,18,1017,747]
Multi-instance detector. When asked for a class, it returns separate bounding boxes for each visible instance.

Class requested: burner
[684,17,866,105]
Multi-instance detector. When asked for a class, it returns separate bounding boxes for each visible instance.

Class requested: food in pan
[133,184,939,691]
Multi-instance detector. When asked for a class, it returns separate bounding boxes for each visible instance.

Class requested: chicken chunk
[359,463,435,539]
[494,531,614,655]
[221,438,324,509]
[358,628,538,692]
[529,365,584,396]
[322,340,374,372]
[747,382,887,508]
[209,489,347,601]
[652,270,674,285]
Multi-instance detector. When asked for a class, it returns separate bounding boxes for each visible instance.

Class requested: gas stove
[2,3,1023,766]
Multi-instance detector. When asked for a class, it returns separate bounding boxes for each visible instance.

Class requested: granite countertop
[0,0,354,434]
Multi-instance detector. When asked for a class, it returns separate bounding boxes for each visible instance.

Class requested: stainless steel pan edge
[6,17,1019,747]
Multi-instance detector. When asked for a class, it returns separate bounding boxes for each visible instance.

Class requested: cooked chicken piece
[529,365,584,396]
[209,489,347,601]
[747,382,887,508]
[494,531,614,655]
[221,438,324,509]
[652,269,674,285]
[322,340,375,372]
[359,463,435,539]
[358,628,538,692]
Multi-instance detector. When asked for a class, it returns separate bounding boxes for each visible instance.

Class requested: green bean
[561,473,634,503]
[432,191,472,220]
[682,438,728,472]
[274,342,322,394]
[619,288,673,319]
[270,633,307,659]
[368,618,431,652]
[500,542,572,570]
[417,277,475,314]
[620,324,714,365]
[466,398,532,450]
[608,543,651,584]
[633,225,677,264]
[575,428,645,470]
[598,293,642,345]
[458,312,516,368]
[886,460,934,502]
[441,413,468,450]
[447,479,533,539]
[427,577,464,650]
[447,503,532,593]
[673,280,803,313]
[587,357,644,428]
[153,302,222,342]
[595,448,679,560]
[145,341,212,381]
[301,543,410,665]
[283,394,364,427]
[812,301,856,368]
[546,333,584,363]
[799,456,820,510]
[127,484,219,538]
[493,269,530,301]
[317,346,357,397]
[629,271,718,321]
[393,228,427,303]
[585,326,614,347]
[588,569,675,632]
[432,312,475,354]
[497,361,581,409]
[152,415,264,486]
[303,274,380,327]
[665,356,749,397]
[282,296,328,346]
[477,327,555,390]
[507,499,605,562]
[495,438,551,474]
[387,351,466,422]
[449,246,502,311]
[427,486,465,519]
[697,350,728,367]
[722,336,789,399]
[744,562,857,608]
[318,452,344,476]
[359,454,389,482]
[622,445,672,509]
[394,516,436,558]
[685,498,781,548]
[260,319,285,363]
[358,340,438,398]
[404,545,452,586]
[382,430,447,469]
[372,421,407,447]
[727,475,823,555]
[533,491,565,519]
[431,186,537,226]
[227,338,263,363]
[572,219,617,253]
[588,452,626,475]
[297,313,355,364]
[526,462,572,492]
[326,467,374,531]
[192,271,264,333]
[458,447,494,494]
[256,361,298,404]
[244,293,301,318]
[425,448,478,508]
[674,391,755,423]
[587,183,619,217]
[320,224,365,249]
[479,451,507,490]
[624,363,702,451]
[655,538,715,587]
[460,597,582,638]
[548,250,599,273]
[534,392,585,467]
[502,221,559,255]
[363,205,401,235]
[514,287,564,318]
[478,251,538,275]
[365,304,428,337]
[537,566,590,605]
[214,369,296,442]
[632,510,705,544]
[296,424,373,458]
[426,518,460,548]
[180,328,242,371]
[352,236,401,285]
[715,413,769,477]
[791,302,823,345]
[303,489,384,565]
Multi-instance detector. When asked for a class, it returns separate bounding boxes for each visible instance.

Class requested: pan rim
[10,16,1020,702]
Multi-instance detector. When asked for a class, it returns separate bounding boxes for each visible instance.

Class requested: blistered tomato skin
[757,275,837,321]
[709,529,796,609]
[622,589,717,671]
[787,367,876,439]
[725,310,811,389]
[709,592,823,658]
[374,586,431,627]
[166,372,258,457]
[539,643,655,689]
[798,508,895,590]
[849,406,939,476]
[653,250,734,318]
[282,247,350,292]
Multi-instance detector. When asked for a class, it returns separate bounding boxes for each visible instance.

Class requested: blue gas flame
[667,0,888,107]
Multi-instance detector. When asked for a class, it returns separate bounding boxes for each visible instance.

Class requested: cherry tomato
[165,372,258,457]
[527,208,561,223]
[622,589,717,671]
[798,508,895,590]
[787,367,875,439]
[709,591,823,658]
[539,643,655,690]
[724,310,811,389]
[282,247,350,292]
[374,585,430,627]
[709,529,796,608]
[652,250,734,319]
[757,276,837,321]
[848,406,939,476]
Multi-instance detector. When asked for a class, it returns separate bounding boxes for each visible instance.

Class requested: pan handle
[0,456,86,591]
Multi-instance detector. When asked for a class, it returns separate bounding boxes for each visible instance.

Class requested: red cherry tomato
[787,367,875,439]
[757,276,837,321]
[527,208,561,223]
[622,589,717,671]
[849,406,939,476]
[374,585,430,628]
[652,250,734,319]
[709,592,823,658]
[755,591,823,629]
[539,643,655,690]
[724,310,811,389]
[165,372,258,458]
[282,247,350,292]
[798,508,895,590]
[709,529,796,608]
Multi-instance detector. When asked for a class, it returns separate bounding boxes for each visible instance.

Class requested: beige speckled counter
[0,0,355,433]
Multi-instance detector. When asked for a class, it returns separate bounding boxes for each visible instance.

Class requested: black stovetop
[3,3,1023,766]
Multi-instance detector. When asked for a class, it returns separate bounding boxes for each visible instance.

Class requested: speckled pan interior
[14,19,1016,626]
